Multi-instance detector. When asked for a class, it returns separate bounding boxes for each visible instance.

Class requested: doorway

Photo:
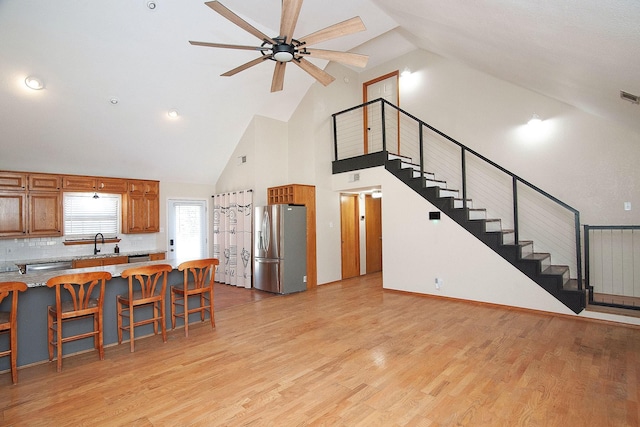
[340,194,360,279]
[365,194,382,273]
[167,199,207,261]
[363,71,400,155]
[340,193,383,279]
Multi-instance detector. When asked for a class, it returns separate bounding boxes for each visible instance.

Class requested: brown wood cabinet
[62,175,127,193]
[122,180,160,233]
[1,170,160,238]
[28,191,62,237]
[0,192,27,237]
[149,252,165,261]
[0,171,27,191]
[0,172,61,238]
[72,256,129,269]
[267,184,317,288]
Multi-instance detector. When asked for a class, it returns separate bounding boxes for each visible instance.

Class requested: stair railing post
[513,177,519,246]
[576,213,583,291]
[419,123,424,186]
[381,100,387,153]
[461,147,467,209]
[332,113,339,161]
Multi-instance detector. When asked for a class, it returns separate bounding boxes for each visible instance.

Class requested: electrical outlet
[624,202,631,211]
[435,278,443,290]
[303,275,307,283]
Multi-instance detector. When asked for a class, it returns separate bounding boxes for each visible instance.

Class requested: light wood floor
[2,273,639,426]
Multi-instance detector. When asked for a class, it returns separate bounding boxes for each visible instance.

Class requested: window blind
[63,193,121,238]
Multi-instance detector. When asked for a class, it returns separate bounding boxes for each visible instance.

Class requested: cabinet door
[62,176,97,191]
[0,192,27,237]
[0,172,27,191]
[73,258,104,269]
[125,193,146,233]
[127,179,158,195]
[149,252,165,261]
[28,191,62,236]
[29,174,61,191]
[144,193,159,232]
[97,178,127,193]
[103,256,128,266]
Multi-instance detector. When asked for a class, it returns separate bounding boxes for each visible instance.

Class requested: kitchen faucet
[94,233,104,255]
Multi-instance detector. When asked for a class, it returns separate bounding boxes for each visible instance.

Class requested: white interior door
[167,199,207,261]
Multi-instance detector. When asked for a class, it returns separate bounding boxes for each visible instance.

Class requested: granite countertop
[0,258,181,288]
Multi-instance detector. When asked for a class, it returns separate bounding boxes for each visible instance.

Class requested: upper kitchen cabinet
[62,175,127,193]
[122,180,159,234]
[0,171,27,191]
[0,192,27,237]
[0,172,61,238]
[28,174,61,191]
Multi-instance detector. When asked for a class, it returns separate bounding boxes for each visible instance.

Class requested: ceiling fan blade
[301,49,368,68]
[280,0,304,44]
[298,16,366,47]
[271,61,287,92]
[189,41,270,52]
[206,1,275,44]
[221,55,272,77]
[293,58,336,86]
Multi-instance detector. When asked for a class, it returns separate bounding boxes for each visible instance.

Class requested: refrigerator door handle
[262,210,271,253]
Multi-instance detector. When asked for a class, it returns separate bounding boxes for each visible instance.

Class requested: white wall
[364,49,640,225]
[333,166,574,314]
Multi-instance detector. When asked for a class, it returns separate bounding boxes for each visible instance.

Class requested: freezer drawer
[254,258,281,294]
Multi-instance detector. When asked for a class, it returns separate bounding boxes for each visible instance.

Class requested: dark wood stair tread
[541,265,569,275]
[521,253,550,262]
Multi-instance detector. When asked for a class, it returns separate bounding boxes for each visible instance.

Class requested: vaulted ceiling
[1,1,638,185]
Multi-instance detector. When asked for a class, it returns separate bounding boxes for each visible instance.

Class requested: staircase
[332,98,586,314]
[384,153,585,314]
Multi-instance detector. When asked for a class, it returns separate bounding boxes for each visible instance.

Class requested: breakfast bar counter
[0,259,192,371]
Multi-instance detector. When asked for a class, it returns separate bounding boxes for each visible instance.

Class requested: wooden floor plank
[1,273,639,426]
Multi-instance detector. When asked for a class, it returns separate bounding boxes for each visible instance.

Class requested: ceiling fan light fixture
[273,44,295,62]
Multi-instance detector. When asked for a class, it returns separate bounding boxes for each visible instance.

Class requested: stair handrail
[332,98,582,289]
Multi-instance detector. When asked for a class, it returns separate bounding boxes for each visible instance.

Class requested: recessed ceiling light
[167,109,179,118]
[147,1,157,10]
[25,76,44,90]
[109,97,119,105]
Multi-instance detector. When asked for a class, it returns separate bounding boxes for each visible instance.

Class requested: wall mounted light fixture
[25,76,44,90]
[401,67,411,78]
[167,109,179,118]
[527,113,542,127]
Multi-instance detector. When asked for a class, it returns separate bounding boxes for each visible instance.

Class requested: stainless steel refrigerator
[254,204,307,294]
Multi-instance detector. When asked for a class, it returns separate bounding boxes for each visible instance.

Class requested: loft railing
[584,225,640,310]
[332,98,582,288]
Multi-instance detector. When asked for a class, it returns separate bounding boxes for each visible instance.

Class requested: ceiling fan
[190,0,369,92]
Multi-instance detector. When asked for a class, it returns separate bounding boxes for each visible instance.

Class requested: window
[63,193,121,239]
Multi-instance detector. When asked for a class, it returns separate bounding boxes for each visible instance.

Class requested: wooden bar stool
[0,281,28,384]
[46,271,112,372]
[171,258,219,337]
[118,264,172,352]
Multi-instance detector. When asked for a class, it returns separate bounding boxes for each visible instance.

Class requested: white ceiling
[1,0,638,185]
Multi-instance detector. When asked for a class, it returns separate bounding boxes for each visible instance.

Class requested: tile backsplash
[0,234,160,262]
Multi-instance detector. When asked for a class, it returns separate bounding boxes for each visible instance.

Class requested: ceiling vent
[620,90,639,104]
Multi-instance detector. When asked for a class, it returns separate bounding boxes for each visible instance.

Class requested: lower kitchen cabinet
[72,256,129,269]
